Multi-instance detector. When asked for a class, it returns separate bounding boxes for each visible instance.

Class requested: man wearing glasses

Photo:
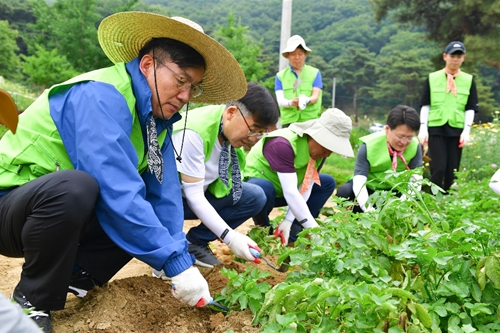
[0,12,247,331]
[152,82,279,274]
[336,105,423,213]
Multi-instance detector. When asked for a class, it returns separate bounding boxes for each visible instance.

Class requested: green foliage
[0,20,21,80]
[217,266,272,314]
[215,11,270,85]
[21,44,79,90]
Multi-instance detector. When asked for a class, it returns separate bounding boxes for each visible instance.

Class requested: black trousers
[0,170,132,310]
[428,135,462,192]
[336,179,375,214]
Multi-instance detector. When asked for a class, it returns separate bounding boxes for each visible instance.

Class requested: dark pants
[0,170,132,310]
[336,179,375,213]
[184,182,266,246]
[246,174,335,242]
[428,135,462,192]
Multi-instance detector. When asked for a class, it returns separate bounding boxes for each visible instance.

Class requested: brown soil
[0,210,289,333]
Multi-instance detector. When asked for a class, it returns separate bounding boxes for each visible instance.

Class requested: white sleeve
[275,90,291,108]
[173,130,206,179]
[278,172,318,228]
[419,105,430,125]
[352,175,370,211]
[182,180,235,243]
[490,169,500,196]
[0,293,41,333]
[284,180,313,222]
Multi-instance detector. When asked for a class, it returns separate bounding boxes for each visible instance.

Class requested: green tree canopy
[0,20,21,81]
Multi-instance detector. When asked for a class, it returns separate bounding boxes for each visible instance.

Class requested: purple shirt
[263,137,296,173]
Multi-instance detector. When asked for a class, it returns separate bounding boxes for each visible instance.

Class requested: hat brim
[0,89,18,133]
[290,120,354,158]
[446,47,465,54]
[98,12,247,104]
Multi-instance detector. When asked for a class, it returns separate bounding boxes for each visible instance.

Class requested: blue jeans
[246,174,336,241]
[184,182,266,246]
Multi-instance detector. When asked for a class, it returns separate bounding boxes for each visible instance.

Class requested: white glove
[298,94,310,110]
[227,230,259,262]
[459,127,471,148]
[171,267,211,307]
[273,219,293,245]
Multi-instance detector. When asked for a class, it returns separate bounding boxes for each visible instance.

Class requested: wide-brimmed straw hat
[0,89,18,134]
[289,108,354,157]
[98,12,247,104]
[281,35,312,58]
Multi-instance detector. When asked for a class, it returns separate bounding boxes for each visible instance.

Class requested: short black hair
[138,38,206,70]
[227,82,279,128]
[386,105,420,132]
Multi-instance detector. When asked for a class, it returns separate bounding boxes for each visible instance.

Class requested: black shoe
[68,269,100,298]
[188,243,222,268]
[11,285,52,333]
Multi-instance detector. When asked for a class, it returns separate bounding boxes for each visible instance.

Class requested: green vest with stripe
[277,65,322,125]
[243,129,319,198]
[174,105,245,198]
[0,63,166,189]
[428,69,473,128]
[360,131,418,190]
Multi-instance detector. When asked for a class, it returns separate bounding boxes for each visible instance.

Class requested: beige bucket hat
[289,108,354,157]
[0,89,18,134]
[281,35,312,58]
[98,12,247,104]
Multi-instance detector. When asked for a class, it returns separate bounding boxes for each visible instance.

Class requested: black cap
[444,41,466,54]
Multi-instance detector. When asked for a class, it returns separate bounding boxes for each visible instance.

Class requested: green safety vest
[277,64,322,125]
[428,69,472,128]
[359,131,418,190]
[0,63,166,189]
[174,105,245,198]
[243,129,319,198]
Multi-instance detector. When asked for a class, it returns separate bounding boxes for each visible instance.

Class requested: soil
[0,210,289,333]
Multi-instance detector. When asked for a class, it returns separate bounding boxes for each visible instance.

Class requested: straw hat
[281,35,312,58]
[289,108,354,157]
[98,12,247,104]
[0,89,18,134]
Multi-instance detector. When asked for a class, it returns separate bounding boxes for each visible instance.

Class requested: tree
[331,46,377,122]
[370,31,435,111]
[22,44,79,90]
[0,20,21,80]
[216,11,270,86]
[371,0,500,68]
[28,0,111,73]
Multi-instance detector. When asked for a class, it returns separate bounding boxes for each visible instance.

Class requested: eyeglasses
[154,57,203,98]
[394,134,414,143]
[236,106,267,139]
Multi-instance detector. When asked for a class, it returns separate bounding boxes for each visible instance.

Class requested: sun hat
[288,108,354,157]
[444,41,466,54]
[0,89,18,134]
[97,12,247,104]
[281,35,312,58]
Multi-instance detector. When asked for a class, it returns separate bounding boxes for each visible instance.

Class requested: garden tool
[249,248,280,271]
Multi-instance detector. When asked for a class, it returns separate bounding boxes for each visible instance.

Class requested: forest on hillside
[0,0,499,121]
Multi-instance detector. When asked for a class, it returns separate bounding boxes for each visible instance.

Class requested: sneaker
[188,243,222,268]
[152,269,171,281]
[68,269,99,298]
[11,285,52,333]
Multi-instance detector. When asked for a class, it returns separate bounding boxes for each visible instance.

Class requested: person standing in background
[275,35,323,128]
[418,41,478,192]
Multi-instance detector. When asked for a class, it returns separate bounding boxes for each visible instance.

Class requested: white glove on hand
[227,231,259,262]
[459,127,471,148]
[171,267,211,307]
[274,219,293,245]
[298,94,310,110]
[418,124,428,145]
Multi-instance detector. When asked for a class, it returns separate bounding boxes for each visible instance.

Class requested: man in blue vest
[151,83,279,276]
[0,12,247,332]
[418,41,478,192]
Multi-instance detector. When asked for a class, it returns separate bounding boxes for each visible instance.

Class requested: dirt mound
[52,260,284,333]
